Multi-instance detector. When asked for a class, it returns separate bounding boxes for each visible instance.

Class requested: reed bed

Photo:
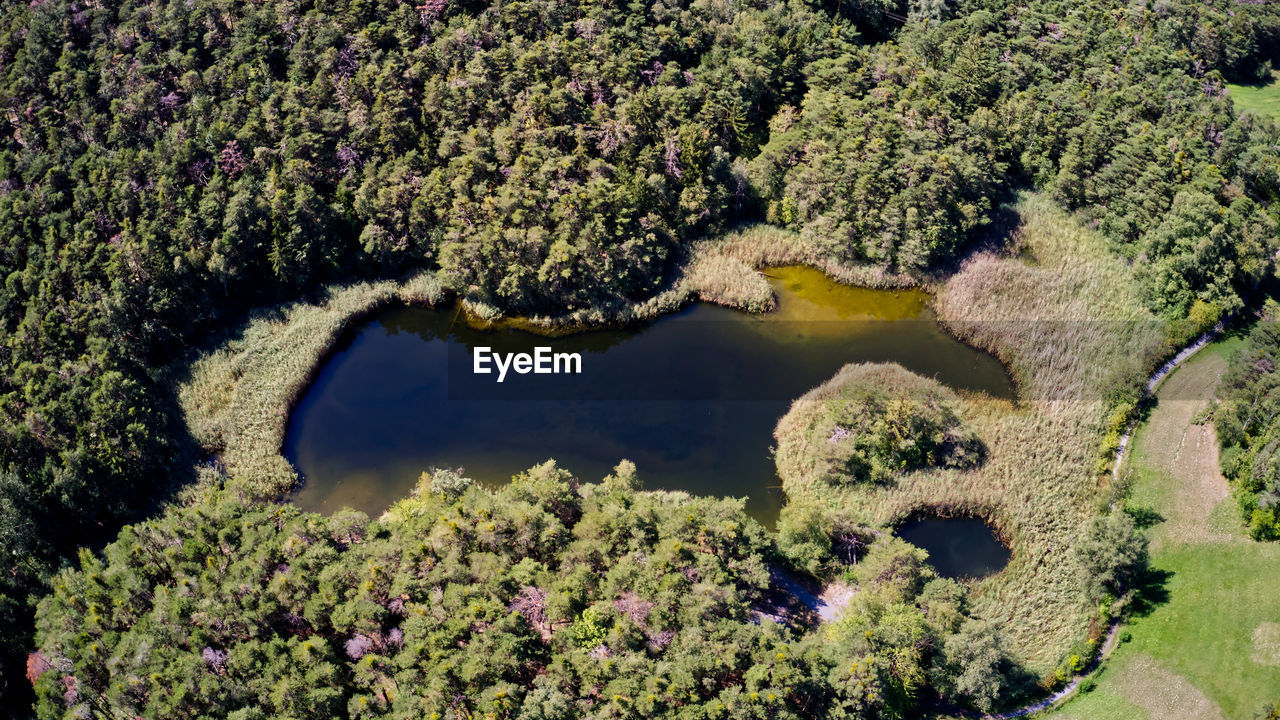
[178,274,444,501]
[776,193,1168,676]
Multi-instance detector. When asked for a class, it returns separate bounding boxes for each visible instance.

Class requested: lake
[285,266,1013,522]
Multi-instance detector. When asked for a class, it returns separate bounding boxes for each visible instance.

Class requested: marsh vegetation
[773,362,985,489]
[775,193,1166,687]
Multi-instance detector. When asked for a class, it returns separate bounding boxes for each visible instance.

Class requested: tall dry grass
[178,273,444,501]
[776,192,1167,677]
[703,224,918,290]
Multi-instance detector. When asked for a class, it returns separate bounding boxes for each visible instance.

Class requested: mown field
[1047,339,1280,720]
[1230,70,1280,120]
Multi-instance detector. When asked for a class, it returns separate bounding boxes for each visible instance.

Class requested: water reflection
[897,516,1012,579]
[286,267,1014,523]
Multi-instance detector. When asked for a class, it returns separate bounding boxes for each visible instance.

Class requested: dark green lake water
[897,517,1011,579]
[286,267,1014,522]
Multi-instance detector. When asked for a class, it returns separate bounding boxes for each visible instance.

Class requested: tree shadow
[1000,658,1048,710]
[1124,505,1165,529]
[1127,564,1173,618]
[930,199,1026,278]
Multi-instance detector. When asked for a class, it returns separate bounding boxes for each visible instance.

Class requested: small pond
[285,266,1014,523]
[897,516,1011,579]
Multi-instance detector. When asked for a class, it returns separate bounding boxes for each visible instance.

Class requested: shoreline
[174,195,1155,695]
[174,223,929,505]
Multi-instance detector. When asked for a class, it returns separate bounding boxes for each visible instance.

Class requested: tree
[1215,305,1280,540]
[909,0,953,24]
[931,619,1010,712]
[424,468,473,499]
[1076,511,1148,605]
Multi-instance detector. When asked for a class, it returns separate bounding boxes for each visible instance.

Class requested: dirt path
[1136,351,1234,547]
[767,567,856,623]
[1111,325,1226,485]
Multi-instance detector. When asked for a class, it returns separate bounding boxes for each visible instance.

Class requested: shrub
[1076,512,1147,609]
[425,468,474,500]
[930,620,1012,713]
[570,606,610,650]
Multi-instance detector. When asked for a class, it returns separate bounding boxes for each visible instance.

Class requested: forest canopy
[1216,301,1280,541]
[32,463,1007,719]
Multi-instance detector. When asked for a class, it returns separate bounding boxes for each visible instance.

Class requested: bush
[1076,511,1148,609]
[425,468,474,500]
[930,619,1012,713]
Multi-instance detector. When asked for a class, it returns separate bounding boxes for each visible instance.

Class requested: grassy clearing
[1229,71,1280,120]
[1126,340,1241,549]
[1046,338,1280,720]
[1048,544,1280,720]
[778,192,1168,680]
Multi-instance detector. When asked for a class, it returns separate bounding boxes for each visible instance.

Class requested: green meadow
[1049,339,1280,720]
[1229,71,1280,119]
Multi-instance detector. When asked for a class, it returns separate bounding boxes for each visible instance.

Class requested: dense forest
[751,0,1280,319]
[1216,301,1280,540]
[0,0,859,703]
[0,0,1278,714]
[32,463,1145,718]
